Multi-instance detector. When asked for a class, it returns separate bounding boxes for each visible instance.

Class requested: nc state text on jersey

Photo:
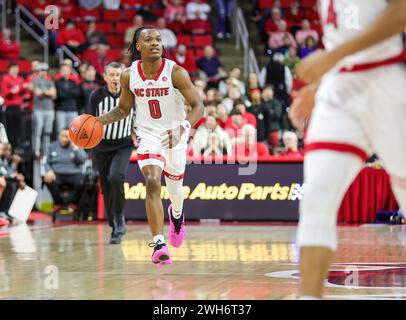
[133,88,170,97]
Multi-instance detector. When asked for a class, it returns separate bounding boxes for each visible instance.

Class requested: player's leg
[298,150,364,298]
[164,136,188,248]
[297,75,372,298]
[140,163,172,265]
[107,144,133,237]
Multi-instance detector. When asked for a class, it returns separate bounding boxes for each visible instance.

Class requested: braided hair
[127,26,166,61]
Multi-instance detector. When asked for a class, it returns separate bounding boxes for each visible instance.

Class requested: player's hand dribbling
[288,83,318,132]
[296,49,341,84]
[161,126,185,149]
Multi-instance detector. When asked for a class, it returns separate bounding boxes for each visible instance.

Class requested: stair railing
[15,4,49,64]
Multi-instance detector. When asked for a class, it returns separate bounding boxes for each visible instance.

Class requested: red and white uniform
[130,58,188,178]
[305,0,406,177]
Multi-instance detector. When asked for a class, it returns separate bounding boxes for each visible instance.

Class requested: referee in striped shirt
[86,62,134,244]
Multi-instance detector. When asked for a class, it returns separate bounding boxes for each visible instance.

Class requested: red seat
[302,0,317,8]
[194,48,204,59]
[17,60,31,74]
[96,22,114,33]
[107,49,122,61]
[16,0,34,7]
[116,22,133,33]
[281,0,295,8]
[80,8,102,20]
[192,35,213,48]
[102,10,122,21]
[107,35,125,48]
[123,10,138,21]
[176,35,192,46]
[258,0,274,10]
[0,60,9,74]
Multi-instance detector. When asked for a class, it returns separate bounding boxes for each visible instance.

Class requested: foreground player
[98,26,204,266]
[289,0,406,299]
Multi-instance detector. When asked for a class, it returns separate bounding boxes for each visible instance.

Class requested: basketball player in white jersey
[98,26,204,266]
[289,0,406,299]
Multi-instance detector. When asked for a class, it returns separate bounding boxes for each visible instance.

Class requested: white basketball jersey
[129,58,186,139]
[319,0,404,68]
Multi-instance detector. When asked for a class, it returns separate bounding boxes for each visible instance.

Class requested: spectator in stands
[125,15,144,47]
[80,65,100,114]
[42,128,87,208]
[233,99,256,128]
[57,21,86,54]
[55,63,82,133]
[196,45,226,86]
[79,0,102,10]
[54,59,82,84]
[24,60,42,112]
[186,10,213,35]
[57,0,76,19]
[283,46,300,76]
[119,48,131,67]
[247,90,268,143]
[268,20,296,55]
[103,0,121,9]
[285,1,304,34]
[263,7,283,36]
[233,124,269,159]
[206,88,223,103]
[261,85,282,147]
[167,12,188,34]
[201,132,226,158]
[216,0,234,39]
[298,35,318,58]
[0,28,20,59]
[222,86,243,113]
[90,44,111,75]
[279,131,303,158]
[33,0,49,21]
[81,21,108,53]
[216,103,228,128]
[218,67,246,98]
[186,0,211,20]
[259,53,292,111]
[173,44,197,77]
[1,63,27,148]
[32,63,56,160]
[193,114,231,156]
[163,0,186,22]
[224,108,244,144]
[156,17,178,50]
[0,142,26,225]
[194,79,207,102]
[246,72,262,100]
[78,61,90,80]
[295,19,319,47]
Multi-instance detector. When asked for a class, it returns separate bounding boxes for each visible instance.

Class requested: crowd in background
[0,0,308,222]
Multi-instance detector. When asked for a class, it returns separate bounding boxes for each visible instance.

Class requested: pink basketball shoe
[168,204,186,248]
[150,242,172,266]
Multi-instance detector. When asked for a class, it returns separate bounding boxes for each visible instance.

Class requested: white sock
[153,235,165,244]
[298,295,321,300]
[165,176,184,219]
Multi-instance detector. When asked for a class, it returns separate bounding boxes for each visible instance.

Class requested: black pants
[92,139,133,227]
[3,106,23,148]
[0,179,18,213]
[45,173,84,206]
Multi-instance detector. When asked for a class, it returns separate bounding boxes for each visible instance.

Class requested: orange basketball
[69,114,103,149]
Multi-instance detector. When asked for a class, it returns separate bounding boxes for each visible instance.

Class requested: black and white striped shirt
[86,86,134,141]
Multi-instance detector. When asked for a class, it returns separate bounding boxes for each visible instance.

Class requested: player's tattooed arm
[172,65,204,128]
[97,68,134,125]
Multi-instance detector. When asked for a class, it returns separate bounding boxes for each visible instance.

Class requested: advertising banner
[122,162,304,221]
